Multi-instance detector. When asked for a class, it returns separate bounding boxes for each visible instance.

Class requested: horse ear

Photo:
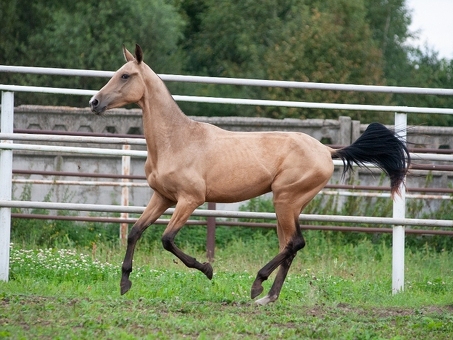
[135,44,143,64]
[123,45,135,62]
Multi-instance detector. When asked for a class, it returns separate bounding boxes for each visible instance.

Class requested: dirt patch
[2,294,452,320]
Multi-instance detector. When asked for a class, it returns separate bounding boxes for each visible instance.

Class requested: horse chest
[145,164,197,201]
[147,169,173,188]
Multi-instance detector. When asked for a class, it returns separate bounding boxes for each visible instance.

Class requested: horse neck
[138,67,194,155]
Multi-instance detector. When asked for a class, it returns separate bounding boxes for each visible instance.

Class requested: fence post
[392,112,407,294]
[120,144,131,246]
[0,92,14,281]
[206,202,216,262]
[338,116,352,145]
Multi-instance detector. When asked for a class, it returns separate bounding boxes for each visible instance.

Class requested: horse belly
[202,134,287,202]
[205,166,273,203]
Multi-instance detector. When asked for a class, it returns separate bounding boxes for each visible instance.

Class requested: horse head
[89,44,146,115]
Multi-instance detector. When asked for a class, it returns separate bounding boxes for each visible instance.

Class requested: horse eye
[121,74,130,80]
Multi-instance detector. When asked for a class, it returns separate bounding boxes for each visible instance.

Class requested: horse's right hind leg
[254,253,296,305]
[251,185,318,305]
[251,214,305,303]
[121,193,173,295]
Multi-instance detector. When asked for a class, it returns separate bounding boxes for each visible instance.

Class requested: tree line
[1,0,452,125]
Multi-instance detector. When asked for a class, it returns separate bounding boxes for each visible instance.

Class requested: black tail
[332,122,410,197]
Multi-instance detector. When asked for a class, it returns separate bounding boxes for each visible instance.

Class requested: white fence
[2,65,453,294]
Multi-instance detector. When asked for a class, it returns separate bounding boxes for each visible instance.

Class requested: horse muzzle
[89,96,106,115]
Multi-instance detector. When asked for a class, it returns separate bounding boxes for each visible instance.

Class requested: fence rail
[3,83,453,115]
[2,64,453,96]
[2,200,452,228]
[2,64,453,294]
[10,213,453,236]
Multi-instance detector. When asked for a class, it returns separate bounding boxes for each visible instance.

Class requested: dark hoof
[251,282,264,299]
[202,262,213,280]
[120,278,132,295]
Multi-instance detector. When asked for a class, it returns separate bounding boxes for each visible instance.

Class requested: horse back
[200,126,333,203]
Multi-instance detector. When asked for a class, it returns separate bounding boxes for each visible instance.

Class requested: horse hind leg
[121,193,174,295]
[161,199,213,279]
[254,253,297,305]
[252,159,333,304]
[250,248,294,300]
[251,214,305,304]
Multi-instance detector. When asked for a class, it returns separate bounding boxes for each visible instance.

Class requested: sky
[406,0,453,59]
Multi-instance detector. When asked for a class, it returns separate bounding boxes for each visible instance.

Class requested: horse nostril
[90,98,99,107]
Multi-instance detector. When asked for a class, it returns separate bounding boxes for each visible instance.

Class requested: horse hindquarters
[251,152,334,305]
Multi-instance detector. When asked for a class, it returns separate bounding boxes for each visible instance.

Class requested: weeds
[2,239,453,339]
[9,246,115,283]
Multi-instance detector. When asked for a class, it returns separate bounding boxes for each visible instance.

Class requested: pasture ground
[1,231,453,339]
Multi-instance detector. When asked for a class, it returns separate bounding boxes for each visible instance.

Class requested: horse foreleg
[161,199,213,279]
[121,193,173,295]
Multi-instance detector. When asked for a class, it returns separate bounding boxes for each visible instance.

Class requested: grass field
[1,229,453,339]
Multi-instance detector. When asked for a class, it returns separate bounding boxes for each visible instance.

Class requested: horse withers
[89,44,410,305]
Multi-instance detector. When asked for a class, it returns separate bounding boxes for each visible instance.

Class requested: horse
[89,44,410,305]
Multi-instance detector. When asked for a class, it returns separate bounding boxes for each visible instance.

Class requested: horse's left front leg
[121,193,173,295]
[161,199,213,279]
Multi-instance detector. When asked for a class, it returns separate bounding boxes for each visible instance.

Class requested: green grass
[2,231,453,339]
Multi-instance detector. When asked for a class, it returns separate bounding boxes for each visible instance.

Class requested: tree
[364,0,413,86]
[398,48,453,126]
[2,0,451,125]
[180,0,389,120]
[262,0,389,120]
[1,0,186,107]
[364,0,453,126]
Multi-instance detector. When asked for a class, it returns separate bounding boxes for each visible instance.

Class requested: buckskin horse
[89,44,410,305]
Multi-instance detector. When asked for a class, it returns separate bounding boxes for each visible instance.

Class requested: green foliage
[9,248,114,283]
[11,215,120,249]
[235,190,453,253]
[183,0,390,120]
[2,240,453,339]
[262,0,389,121]
[1,0,186,107]
[364,0,413,87]
[27,0,185,71]
[11,184,119,248]
[2,0,453,124]
[11,186,453,253]
[398,52,453,126]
